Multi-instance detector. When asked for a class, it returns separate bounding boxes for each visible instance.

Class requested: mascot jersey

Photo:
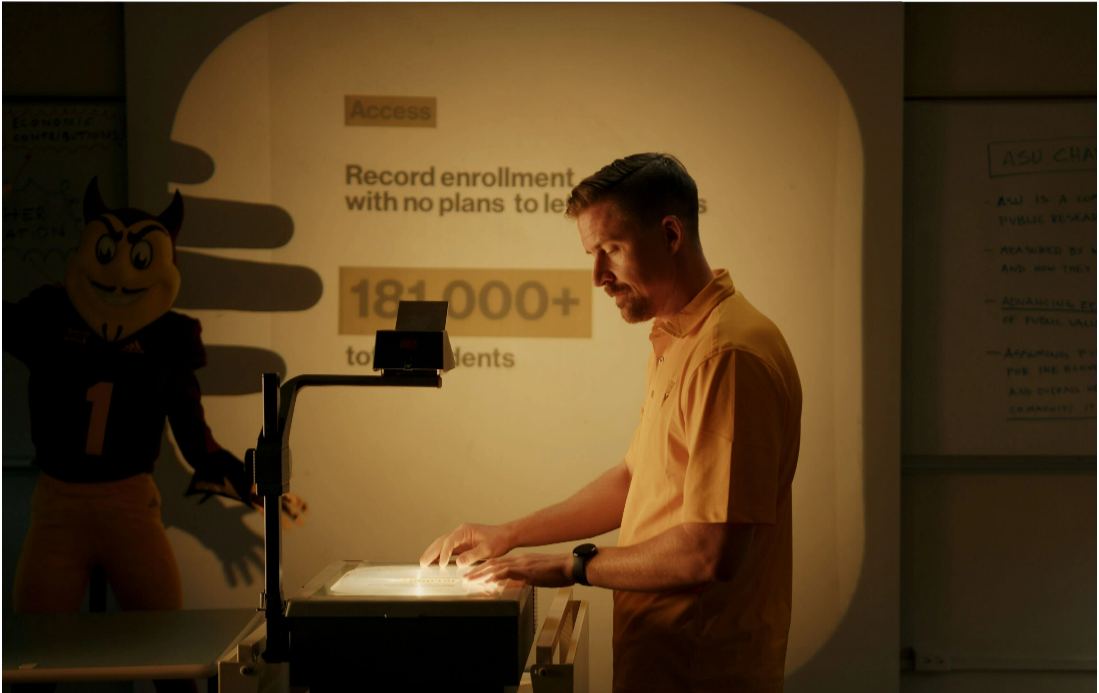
[5,284,227,484]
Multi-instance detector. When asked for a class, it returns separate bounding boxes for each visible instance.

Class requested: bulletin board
[2,103,127,464]
[903,100,1097,456]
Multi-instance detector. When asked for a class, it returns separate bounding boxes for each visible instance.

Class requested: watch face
[573,543,597,557]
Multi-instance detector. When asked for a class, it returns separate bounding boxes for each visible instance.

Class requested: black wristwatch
[572,543,598,586]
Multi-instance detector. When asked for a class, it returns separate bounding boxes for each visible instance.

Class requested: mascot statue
[4,179,306,689]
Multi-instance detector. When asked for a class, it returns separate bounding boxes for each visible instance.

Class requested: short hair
[565,153,699,238]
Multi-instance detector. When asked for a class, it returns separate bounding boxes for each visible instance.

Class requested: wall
[747,5,904,690]
[901,4,1097,693]
[121,4,900,691]
[904,3,1096,99]
[1,2,124,101]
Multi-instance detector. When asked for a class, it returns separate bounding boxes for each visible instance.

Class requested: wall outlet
[913,647,952,672]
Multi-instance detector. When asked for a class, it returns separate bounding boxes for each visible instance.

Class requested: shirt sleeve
[164,315,218,462]
[167,367,223,464]
[681,349,786,525]
[167,341,252,502]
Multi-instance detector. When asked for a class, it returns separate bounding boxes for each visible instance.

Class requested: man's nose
[592,255,612,287]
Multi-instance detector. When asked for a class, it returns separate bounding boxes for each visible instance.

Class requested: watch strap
[571,544,597,586]
[572,554,590,586]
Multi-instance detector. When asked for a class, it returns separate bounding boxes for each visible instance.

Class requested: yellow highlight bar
[344,95,436,127]
[339,267,592,338]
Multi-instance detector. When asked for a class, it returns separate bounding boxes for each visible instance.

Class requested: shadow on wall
[170,143,323,373]
[1,430,267,620]
[170,143,322,314]
[125,3,323,352]
[155,431,265,588]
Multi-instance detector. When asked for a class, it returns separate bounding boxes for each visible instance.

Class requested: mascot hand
[248,492,309,530]
[185,449,254,506]
[186,450,309,529]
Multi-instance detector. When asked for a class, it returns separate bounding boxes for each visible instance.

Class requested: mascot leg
[99,474,183,611]
[12,474,100,693]
[97,474,196,693]
[14,474,195,693]
[12,473,97,614]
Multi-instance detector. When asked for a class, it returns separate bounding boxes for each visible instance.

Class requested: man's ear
[662,215,686,255]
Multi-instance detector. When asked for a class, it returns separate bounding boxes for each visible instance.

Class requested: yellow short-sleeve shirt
[613,269,802,693]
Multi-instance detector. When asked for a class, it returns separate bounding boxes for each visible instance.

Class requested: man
[420,153,801,693]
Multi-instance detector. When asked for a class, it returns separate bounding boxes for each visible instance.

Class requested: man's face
[578,201,672,324]
[64,214,181,342]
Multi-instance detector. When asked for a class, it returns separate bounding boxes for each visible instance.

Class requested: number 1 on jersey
[85,382,114,455]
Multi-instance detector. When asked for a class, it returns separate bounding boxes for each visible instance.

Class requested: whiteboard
[903,100,1097,456]
[2,104,127,464]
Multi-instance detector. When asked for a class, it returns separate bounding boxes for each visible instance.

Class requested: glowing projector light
[286,561,536,690]
[328,563,500,597]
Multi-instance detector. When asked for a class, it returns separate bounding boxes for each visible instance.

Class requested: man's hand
[420,523,516,569]
[463,553,574,588]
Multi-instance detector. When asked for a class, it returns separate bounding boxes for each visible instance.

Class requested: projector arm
[253,371,442,663]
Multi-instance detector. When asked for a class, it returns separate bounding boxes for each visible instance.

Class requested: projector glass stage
[327,563,501,597]
[286,561,530,618]
[286,561,537,689]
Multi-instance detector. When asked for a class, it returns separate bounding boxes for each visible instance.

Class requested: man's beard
[608,286,654,324]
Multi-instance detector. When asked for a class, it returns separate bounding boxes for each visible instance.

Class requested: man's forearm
[584,522,754,592]
[505,460,631,548]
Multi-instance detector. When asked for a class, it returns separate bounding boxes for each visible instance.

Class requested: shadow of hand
[155,432,266,588]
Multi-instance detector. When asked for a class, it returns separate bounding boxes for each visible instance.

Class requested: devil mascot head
[65,177,183,343]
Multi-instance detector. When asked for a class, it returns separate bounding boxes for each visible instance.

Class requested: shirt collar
[651,269,735,339]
